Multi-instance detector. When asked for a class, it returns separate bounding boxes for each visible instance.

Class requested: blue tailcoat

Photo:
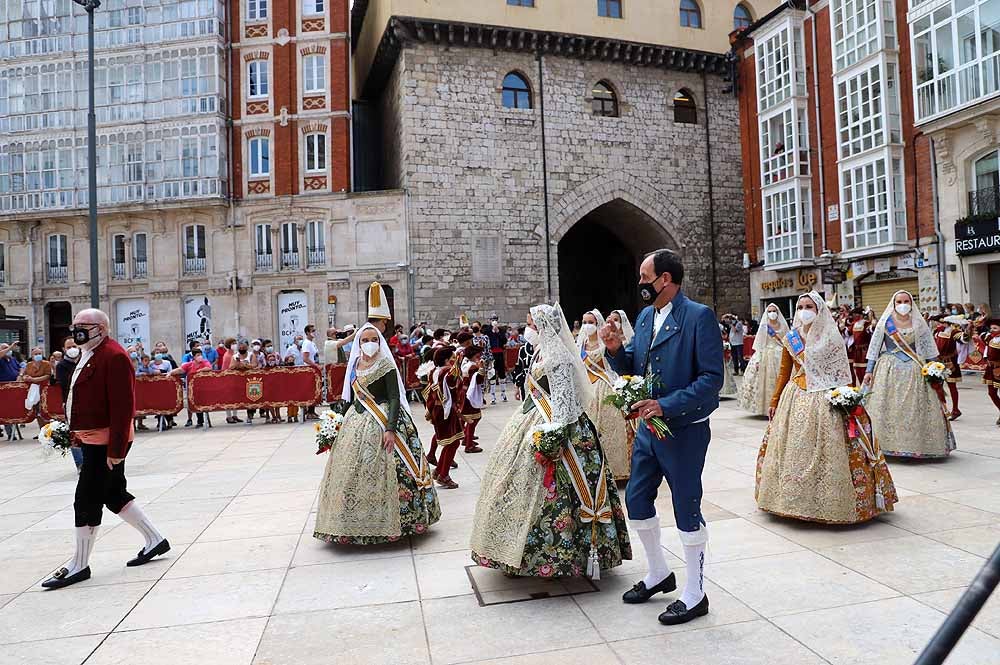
[607,291,724,530]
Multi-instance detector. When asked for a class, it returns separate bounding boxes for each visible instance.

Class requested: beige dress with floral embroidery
[582,344,630,480]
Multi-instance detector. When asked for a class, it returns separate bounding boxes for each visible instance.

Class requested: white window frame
[831,0,883,72]
[183,224,207,260]
[48,233,68,267]
[307,220,325,252]
[759,105,810,186]
[281,222,298,254]
[247,61,269,99]
[755,18,808,113]
[303,0,324,16]
[305,133,326,173]
[247,0,268,21]
[256,223,272,255]
[838,151,907,254]
[762,183,814,267]
[303,54,326,93]
[248,136,270,177]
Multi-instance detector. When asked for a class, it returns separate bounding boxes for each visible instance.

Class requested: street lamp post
[73,0,101,308]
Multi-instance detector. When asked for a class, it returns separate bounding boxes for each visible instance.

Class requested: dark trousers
[625,420,710,532]
[731,345,746,374]
[74,444,135,527]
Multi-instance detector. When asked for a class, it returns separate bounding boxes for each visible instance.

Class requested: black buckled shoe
[622,573,676,604]
[658,595,709,625]
[41,566,91,590]
[126,539,171,567]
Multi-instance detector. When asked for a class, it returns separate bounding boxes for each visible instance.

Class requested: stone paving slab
[0,382,997,664]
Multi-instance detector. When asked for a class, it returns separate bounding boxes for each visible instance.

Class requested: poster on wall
[184,296,213,346]
[116,298,150,348]
[277,290,309,352]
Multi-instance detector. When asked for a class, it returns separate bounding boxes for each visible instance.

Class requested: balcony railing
[307,247,326,268]
[183,256,206,275]
[281,251,299,269]
[133,258,148,279]
[255,252,273,272]
[111,261,127,280]
[968,185,1000,217]
[47,263,68,283]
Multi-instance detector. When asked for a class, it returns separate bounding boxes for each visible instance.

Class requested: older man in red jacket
[42,308,170,590]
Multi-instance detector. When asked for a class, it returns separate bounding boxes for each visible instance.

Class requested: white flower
[613,378,628,391]
[628,376,644,388]
[535,422,563,434]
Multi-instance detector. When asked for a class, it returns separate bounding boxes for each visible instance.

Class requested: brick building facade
[735,0,944,319]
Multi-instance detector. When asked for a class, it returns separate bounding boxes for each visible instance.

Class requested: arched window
[673,90,697,124]
[591,81,619,117]
[501,72,532,109]
[680,0,702,28]
[734,3,753,30]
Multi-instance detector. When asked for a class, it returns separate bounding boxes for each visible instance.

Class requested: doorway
[46,301,73,354]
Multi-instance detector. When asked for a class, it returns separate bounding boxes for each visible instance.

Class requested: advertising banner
[277,291,309,352]
[116,298,150,348]
[184,295,213,347]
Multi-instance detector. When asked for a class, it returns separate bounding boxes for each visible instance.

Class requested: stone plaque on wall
[355,220,404,266]
[472,235,502,283]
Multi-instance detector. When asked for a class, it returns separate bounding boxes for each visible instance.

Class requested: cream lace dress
[866,329,956,458]
[738,334,784,416]
[582,343,630,480]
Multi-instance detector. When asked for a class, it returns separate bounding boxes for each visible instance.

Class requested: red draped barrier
[505,346,521,372]
[402,354,422,389]
[188,366,322,412]
[325,364,347,400]
[41,375,183,420]
[0,383,34,425]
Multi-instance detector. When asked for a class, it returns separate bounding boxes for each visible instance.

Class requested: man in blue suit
[600,249,724,625]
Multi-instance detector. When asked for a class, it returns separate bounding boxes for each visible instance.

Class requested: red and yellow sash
[583,353,615,389]
[353,377,433,489]
[884,317,924,364]
[525,372,554,422]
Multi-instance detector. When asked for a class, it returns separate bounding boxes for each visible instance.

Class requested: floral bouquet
[39,421,72,458]
[531,422,567,464]
[315,411,346,455]
[604,374,672,439]
[825,385,866,414]
[921,361,948,385]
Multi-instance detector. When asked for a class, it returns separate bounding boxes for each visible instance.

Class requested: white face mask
[252,344,261,351]
[524,327,540,347]
[894,303,912,316]
[230,344,238,353]
[767,311,779,321]
[580,323,597,337]
[360,341,380,358]
[797,309,817,325]
[65,347,81,359]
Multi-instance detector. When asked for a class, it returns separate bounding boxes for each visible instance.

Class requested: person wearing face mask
[737,305,789,416]
[932,316,965,420]
[313,323,441,544]
[171,348,211,428]
[486,317,509,404]
[228,342,259,425]
[863,291,957,458]
[607,310,635,346]
[284,335,305,367]
[598,249,723,626]
[41,309,170,590]
[846,308,873,387]
[19,345,53,436]
[756,292,898,526]
[422,347,465,487]
[577,309,629,481]
[220,338,243,424]
[510,312,539,401]
[718,323,738,399]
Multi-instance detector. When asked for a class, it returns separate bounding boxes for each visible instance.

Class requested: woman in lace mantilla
[313,324,441,545]
[755,292,898,524]
[738,304,788,416]
[578,309,631,480]
[863,290,956,458]
[470,304,631,578]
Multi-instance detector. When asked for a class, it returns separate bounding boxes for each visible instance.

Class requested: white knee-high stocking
[631,515,671,588]
[117,501,164,553]
[64,525,98,575]
[678,526,708,608]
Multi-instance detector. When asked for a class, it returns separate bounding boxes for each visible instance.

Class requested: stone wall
[383,41,749,325]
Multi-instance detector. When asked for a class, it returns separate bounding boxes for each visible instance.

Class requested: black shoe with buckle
[41,566,91,590]
[622,573,676,604]
[126,539,171,567]
[658,595,710,625]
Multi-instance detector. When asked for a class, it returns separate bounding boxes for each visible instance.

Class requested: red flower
[538,564,554,577]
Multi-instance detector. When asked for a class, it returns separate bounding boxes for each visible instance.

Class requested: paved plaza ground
[0,383,998,665]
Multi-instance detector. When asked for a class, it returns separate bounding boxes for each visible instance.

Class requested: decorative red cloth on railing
[41,375,184,420]
[325,364,347,400]
[188,366,322,412]
[505,346,521,372]
[0,383,34,424]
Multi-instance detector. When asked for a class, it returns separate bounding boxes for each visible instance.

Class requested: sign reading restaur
[955,217,1000,256]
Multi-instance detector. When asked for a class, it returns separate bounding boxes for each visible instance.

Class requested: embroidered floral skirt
[588,379,631,480]
[470,409,631,577]
[314,406,441,545]
[867,355,956,458]
[755,383,898,524]
[738,345,782,416]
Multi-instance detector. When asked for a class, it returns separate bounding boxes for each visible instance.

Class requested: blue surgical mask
[130,352,138,359]
[265,346,274,353]
[154,353,164,361]
[33,354,43,362]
